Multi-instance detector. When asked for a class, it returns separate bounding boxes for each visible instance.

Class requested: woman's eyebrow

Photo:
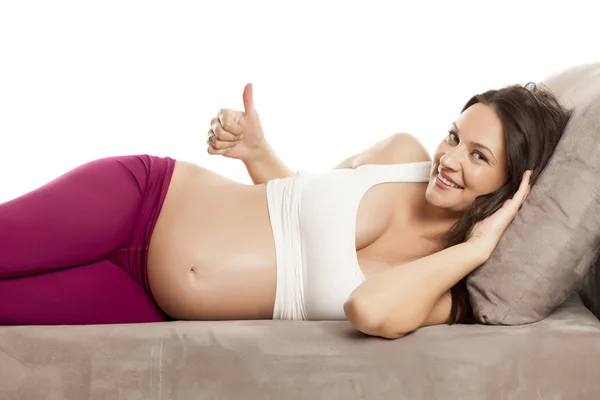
[452,122,497,162]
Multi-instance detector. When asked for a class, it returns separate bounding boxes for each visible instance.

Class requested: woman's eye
[447,131,488,162]
[474,152,487,162]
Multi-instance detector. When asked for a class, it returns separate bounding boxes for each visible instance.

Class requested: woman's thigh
[0,259,172,326]
[0,155,151,278]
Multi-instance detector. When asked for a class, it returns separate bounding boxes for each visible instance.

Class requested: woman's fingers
[207,129,239,149]
[513,171,532,211]
[218,109,244,135]
[206,142,229,156]
[206,138,236,155]
[518,171,532,202]
[211,118,239,141]
[205,110,244,157]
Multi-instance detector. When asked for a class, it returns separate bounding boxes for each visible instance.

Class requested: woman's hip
[104,154,177,302]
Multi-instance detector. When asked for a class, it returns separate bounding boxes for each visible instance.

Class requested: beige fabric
[580,254,600,319]
[547,63,600,320]
[467,63,600,325]
[1,293,599,399]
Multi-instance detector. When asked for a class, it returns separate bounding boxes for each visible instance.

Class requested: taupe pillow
[467,63,600,325]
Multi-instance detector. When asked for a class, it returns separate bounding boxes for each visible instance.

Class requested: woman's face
[425,102,508,213]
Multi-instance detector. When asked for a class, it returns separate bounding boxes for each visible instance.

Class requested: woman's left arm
[344,241,488,339]
[345,170,532,339]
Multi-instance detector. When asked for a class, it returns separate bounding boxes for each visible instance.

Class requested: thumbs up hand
[207,83,266,162]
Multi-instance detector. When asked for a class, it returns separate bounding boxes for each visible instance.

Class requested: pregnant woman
[0,82,570,339]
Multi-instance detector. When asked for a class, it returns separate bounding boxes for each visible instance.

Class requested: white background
[1,0,598,203]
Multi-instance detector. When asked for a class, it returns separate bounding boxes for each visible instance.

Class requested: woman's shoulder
[334,133,432,170]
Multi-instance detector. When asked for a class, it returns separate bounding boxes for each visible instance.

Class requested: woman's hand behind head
[465,169,532,259]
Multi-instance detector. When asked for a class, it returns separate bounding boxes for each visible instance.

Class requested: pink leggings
[0,155,176,325]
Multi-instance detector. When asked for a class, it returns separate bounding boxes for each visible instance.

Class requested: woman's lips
[435,175,463,190]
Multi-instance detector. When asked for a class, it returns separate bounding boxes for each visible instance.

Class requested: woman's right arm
[208,84,423,183]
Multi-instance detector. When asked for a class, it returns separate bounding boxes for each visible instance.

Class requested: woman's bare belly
[147,160,278,320]
[147,160,444,321]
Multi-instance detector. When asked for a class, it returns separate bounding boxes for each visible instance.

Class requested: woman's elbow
[343,298,382,335]
[343,298,415,339]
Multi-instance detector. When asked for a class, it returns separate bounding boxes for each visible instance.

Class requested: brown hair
[445,82,573,324]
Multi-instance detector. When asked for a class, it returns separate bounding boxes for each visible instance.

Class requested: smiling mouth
[435,174,464,190]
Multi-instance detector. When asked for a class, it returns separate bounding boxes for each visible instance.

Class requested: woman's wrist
[243,138,269,165]
[242,138,294,184]
[464,239,494,264]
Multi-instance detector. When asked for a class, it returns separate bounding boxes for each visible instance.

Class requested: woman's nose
[440,151,462,169]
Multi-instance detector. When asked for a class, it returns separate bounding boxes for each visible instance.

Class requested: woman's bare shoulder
[334,133,432,169]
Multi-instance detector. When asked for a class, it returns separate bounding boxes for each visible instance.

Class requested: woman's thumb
[243,83,255,114]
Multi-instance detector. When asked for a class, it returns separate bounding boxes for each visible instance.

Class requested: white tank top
[266,161,433,320]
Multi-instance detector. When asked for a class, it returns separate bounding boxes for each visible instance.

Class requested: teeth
[438,173,462,189]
